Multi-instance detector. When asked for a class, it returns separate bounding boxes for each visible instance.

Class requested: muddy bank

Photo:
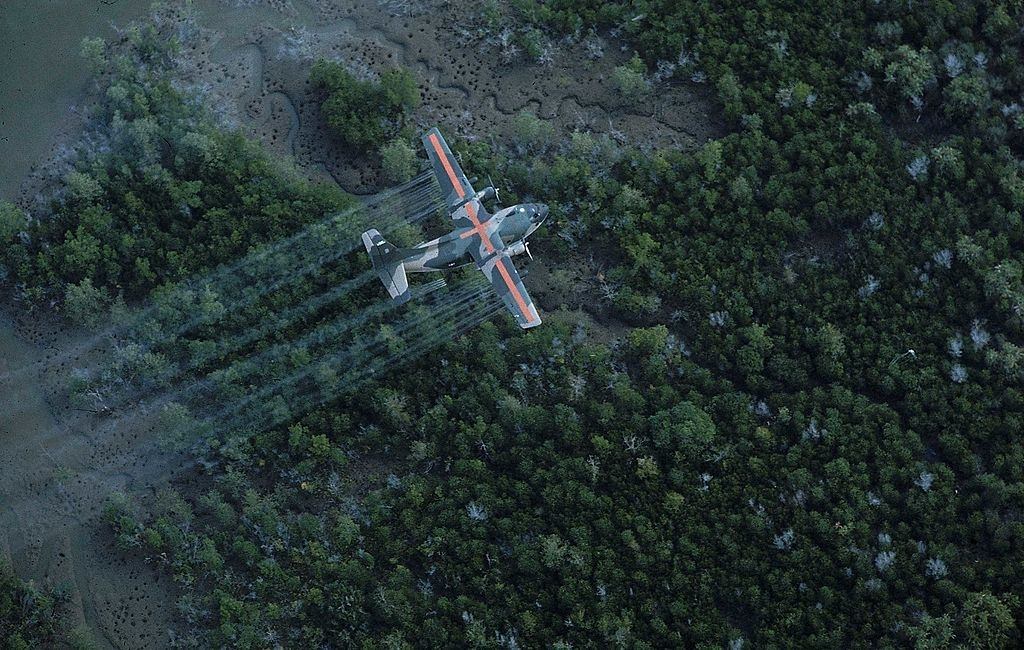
[156,0,723,193]
[0,314,184,648]
[6,0,723,203]
[0,0,152,202]
[1,0,320,206]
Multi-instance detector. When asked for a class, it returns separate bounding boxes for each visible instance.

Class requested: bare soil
[166,0,722,193]
[0,312,186,648]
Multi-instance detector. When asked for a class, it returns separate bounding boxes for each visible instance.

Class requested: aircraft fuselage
[402,203,547,272]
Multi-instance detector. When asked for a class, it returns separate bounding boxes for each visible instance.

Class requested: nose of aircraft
[536,204,549,222]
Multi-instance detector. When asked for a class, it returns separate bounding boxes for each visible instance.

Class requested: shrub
[611,54,649,98]
[310,61,419,151]
[64,278,111,329]
[380,139,418,184]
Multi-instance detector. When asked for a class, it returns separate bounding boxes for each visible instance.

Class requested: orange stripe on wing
[463,202,495,254]
[495,257,536,324]
[429,132,495,254]
[464,201,484,230]
[428,133,465,199]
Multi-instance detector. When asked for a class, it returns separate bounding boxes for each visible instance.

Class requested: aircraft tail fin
[362,229,411,304]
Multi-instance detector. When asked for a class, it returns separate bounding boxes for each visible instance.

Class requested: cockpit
[516,203,549,224]
[496,203,549,242]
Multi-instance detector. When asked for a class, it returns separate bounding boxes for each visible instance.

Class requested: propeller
[525,240,534,261]
[488,174,502,206]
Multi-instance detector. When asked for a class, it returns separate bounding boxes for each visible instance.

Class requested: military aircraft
[362,127,548,329]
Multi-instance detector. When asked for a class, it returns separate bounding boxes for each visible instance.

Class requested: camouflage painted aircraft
[362,127,548,329]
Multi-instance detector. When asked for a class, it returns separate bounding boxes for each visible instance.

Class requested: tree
[0,201,26,241]
[957,592,1015,650]
[944,72,991,120]
[379,68,420,113]
[310,61,419,151]
[511,110,555,153]
[907,613,954,649]
[79,36,107,75]
[64,278,111,329]
[611,54,649,99]
[649,402,716,456]
[880,45,935,104]
[0,562,67,646]
[380,139,418,184]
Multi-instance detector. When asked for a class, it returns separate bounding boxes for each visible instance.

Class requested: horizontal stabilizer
[362,229,410,303]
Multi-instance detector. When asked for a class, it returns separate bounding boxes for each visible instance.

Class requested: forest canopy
[310,60,420,152]
[2,1,1024,648]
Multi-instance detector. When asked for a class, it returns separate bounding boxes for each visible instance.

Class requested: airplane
[361,127,548,329]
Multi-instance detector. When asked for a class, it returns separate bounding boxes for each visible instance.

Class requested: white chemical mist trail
[0,280,477,507]
[116,175,444,350]
[1,164,511,496]
[101,276,449,412]
[0,295,499,549]
[251,297,506,434]
[209,277,498,434]
[214,279,493,420]
[92,266,381,409]
[0,173,443,382]
[204,277,450,383]
[223,296,505,436]
[187,267,382,367]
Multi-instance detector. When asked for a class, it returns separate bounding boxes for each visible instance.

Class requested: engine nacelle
[454,186,496,211]
[475,186,496,202]
[506,240,528,257]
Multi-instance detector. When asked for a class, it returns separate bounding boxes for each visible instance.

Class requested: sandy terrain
[0,1,720,646]
[0,0,152,202]
[0,312,188,648]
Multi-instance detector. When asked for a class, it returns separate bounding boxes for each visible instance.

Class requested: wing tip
[394,288,412,304]
[422,126,442,142]
[518,313,542,329]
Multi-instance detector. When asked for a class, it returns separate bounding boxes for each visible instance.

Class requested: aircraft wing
[477,251,542,329]
[457,203,540,329]
[422,127,477,218]
[421,127,540,328]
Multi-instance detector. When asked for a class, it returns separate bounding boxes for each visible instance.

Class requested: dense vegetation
[310,60,419,154]
[2,1,1024,647]
[0,26,352,317]
[0,563,68,649]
